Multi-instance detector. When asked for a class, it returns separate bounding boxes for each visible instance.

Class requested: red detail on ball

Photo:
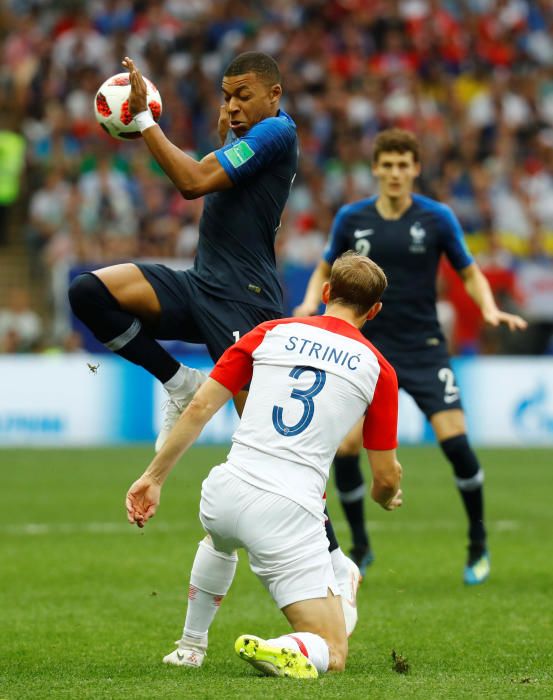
[148,100,161,122]
[120,99,133,125]
[108,75,130,86]
[96,92,112,117]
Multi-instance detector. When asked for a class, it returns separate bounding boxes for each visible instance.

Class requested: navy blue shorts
[137,263,282,363]
[382,342,462,419]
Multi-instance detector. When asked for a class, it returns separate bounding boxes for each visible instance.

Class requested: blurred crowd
[1,0,553,355]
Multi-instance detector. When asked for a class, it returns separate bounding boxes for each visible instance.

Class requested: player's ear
[269,83,282,105]
[321,281,331,304]
[366,301,382,320]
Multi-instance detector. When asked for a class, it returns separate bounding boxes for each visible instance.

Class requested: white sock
[330,547,350,583]
[164,365,208,393]
[182,537,238,640]
[164,364,188,392]
[267,633,330,674]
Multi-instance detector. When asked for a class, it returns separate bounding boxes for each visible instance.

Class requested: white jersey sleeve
[210,315,398,518]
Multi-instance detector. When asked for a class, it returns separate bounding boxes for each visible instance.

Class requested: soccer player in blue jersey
[69,52,297,444]
[69,51,361,633]
[295,128,527,585]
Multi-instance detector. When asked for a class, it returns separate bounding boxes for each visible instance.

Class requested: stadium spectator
[0,287,43,352]
[51,10,109,72]
[0,0,551,352]
[514,231,553,354]
[77,153,137,242]
[27,167,72,268]
[0,122,25,244]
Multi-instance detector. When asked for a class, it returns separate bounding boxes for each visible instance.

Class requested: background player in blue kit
[295,128,527,585]
[68,51,297,447]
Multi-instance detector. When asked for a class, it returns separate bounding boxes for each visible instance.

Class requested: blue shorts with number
[137,263,282,363]
[378,341,462,419]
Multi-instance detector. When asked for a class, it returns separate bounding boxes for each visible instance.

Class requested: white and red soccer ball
[94,72,162,140]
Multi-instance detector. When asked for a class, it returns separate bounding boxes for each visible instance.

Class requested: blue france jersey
[323,194,473,351]
[189,110,297,312]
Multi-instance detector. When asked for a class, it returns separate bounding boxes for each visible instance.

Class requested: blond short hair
[329,251,387,315]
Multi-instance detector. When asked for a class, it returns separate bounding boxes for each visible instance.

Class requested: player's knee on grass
[282,590,348,672]
[327,635,348,672]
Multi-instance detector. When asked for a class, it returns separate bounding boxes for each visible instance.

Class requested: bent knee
[68,273,100,315]
[328,642,348,672]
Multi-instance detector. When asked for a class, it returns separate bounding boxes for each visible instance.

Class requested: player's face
[221,72,281,137]
[372,151,421,201]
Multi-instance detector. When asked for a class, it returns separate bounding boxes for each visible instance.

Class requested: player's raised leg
[333,419,375,574]
[431,409,489,585]
[235,590,347,678]
[163,536,238,667]
[68,263,207,451]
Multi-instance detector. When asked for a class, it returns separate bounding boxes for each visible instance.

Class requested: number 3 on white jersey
[272,365,327,437]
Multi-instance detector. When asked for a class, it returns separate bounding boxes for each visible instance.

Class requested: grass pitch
[1,446,552,699]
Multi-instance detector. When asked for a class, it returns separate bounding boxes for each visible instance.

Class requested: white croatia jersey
[210,315,398,519]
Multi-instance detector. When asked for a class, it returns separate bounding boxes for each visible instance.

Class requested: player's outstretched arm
[122,57,233,199]
[459,263,528,332]
[367,449,403,511]
[126,379,233,528]
[293,260,332,316]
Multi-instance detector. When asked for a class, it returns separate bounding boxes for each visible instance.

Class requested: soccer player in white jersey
[126,252,402,679]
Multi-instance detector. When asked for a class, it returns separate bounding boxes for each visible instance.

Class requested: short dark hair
[372,128,420,163]
[224,52,281,85]
[329,251,387,315]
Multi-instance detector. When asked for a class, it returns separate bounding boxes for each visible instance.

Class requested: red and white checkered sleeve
[209,322,271,395]
[362,359,399,450]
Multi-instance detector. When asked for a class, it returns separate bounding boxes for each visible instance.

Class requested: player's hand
[218,105,230,145]
[293,302,319,317]
[382,489,403,511]
[126,475,161,528]
[483,309,528,332]
[122,56,148,115]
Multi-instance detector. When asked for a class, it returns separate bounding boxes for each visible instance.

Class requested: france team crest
[409,222,426,252]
